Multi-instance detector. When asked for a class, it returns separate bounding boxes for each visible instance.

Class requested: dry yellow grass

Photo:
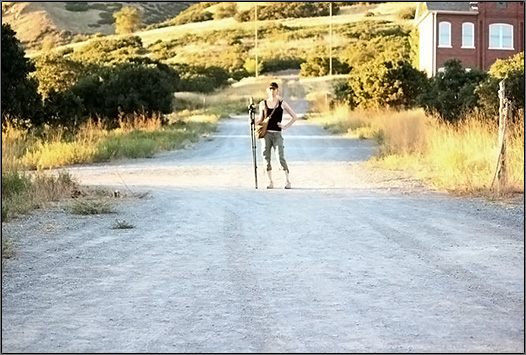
[115,112,164,132]
[373,113,525,195]
[2,123,31,173]
[305,95,524,196]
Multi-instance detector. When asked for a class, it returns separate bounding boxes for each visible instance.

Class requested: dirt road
[2,92,524,353]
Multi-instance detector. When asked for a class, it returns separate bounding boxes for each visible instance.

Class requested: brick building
[414,2,524,76]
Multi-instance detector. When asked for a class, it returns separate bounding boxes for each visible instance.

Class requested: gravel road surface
[2,93,524,353]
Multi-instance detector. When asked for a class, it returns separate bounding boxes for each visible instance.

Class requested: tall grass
[8,113,218,170]
[372,112,523,195]
[1,169,78,221]
[1,112,219,221]
[306,100,524,196]
[2,85,250,223]
[2,122,78,221]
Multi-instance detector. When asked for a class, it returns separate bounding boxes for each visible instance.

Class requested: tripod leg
[251,121,258,189]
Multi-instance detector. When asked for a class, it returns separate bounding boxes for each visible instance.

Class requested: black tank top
[264,100,283,131]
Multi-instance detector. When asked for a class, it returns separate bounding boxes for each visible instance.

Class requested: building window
[489,23,513,49]
[438,22,452,47]
[462,22,475,48]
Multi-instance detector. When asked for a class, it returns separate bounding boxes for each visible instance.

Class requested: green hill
[1,2,194,51]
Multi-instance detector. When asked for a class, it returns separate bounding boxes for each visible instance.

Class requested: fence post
[491,79,509,194]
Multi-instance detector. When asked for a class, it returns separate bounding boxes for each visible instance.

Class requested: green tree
[173,63,229,93]
[70,36,145,65]
[300,56,351,77]
[417,59,486,123]
[31,52,85,99]
[345,60,428,110]
[72,61,179,123]
[113,6,142,35]
[1,23,42,127]
[475,52,524,121]
[341,35,410,68]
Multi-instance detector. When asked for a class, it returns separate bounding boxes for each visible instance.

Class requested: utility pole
[255,3,258,78]
[329,2,333,77]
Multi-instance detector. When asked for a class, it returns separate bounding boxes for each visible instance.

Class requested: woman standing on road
[255,82,299,189]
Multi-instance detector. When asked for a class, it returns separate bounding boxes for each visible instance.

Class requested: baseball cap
[268,82,279,89]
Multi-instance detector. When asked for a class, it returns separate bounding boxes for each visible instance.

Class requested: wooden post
[491,80,509,194]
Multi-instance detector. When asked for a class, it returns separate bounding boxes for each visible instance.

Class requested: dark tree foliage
[300,56,351,77]
[172,63,230,93]
[341,60,428,110]
[31,52,85,99]
[70,61,179,125]
[235,2,340,22]
[70,36,145,64]
[170,2,214,25]
[332,79,356,108]
[1,23,43,127]
[417,59,487,123]
[475,52,524,122]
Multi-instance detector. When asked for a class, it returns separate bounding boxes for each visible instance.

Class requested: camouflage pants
[262,131,289,173]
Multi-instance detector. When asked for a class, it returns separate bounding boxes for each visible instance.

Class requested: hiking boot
[284,182,291,189]
[267,182,274,189]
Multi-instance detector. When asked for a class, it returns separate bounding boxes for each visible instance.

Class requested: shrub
[214,3,237,20]
[476,52,524,121]
[233,9,252,22]
[70,36,145,64]
[333,80,356,108]
[261,57,303,73]
[41,36,56,51]
[31,52,85,99]
[215,43,247,72]
[170,2,214,25]
[300,56,351,77]
[113,6,142,34]
[42,91,86,128]
[417,59,487,123]
[71,61,179,124]
[173,63,229,93]
[234,2,339,22]
[65,2,89,12]
[243,58,263,76]
[341,34,411,68]
[345,60,428,110]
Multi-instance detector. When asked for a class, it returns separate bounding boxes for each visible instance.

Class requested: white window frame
[438,21,452,48]
[462,22,475,48]
[489,23,514,50]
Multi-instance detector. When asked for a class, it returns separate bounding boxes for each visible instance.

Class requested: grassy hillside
[1,2,194,51]
[21,1,417,73]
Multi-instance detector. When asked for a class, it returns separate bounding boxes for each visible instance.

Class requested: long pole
[248,97,258,189]
[255,3,258,79]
